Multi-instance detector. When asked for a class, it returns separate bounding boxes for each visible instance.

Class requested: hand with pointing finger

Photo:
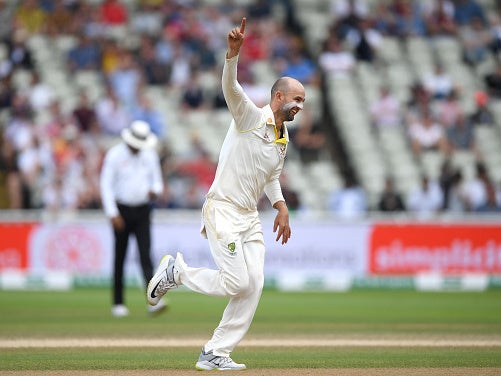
[227,17,246,59]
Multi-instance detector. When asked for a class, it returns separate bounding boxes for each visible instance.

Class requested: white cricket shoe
[111,304,129,318]
[147,254,177,306]
[195,347,246,371]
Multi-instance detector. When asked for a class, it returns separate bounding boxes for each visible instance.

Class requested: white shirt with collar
[206,54,286,211]
[100,142,164,217]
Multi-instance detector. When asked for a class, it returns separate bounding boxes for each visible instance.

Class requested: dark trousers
[113,203,154,305]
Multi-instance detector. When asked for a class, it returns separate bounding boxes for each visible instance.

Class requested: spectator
[108,50,144,110]
[136,35,168,85]
[405,81,432,123]
[463,162,500,212]
[42,170,80,212]
[438,158,455,210]
[370,86,401,129]
[38,100,70,141]
[407,174,444,218]
[408,111,448,156]
[26,71,55,112]
[130,2,163,36]
[318,35,356,78]
[423,0,457,37]
[422,62,455,100]
[72,91,99,134]
[435,89,463,129]
[289,107,326,164]
[390,0,427,38]
[190,34,217,71]
[459,16,492,66]
[278,37,318,85]
[5,28,34,72]
[377,176,406,212]
[372,2,397,35]
[67,34,101,72]
[100,39,122,75]
[446,113,478,157]
[488,13,501,57]
[4,93,35,153]
[14,0,47,35]
[331,0,368,38]
[328,173,367,219]
[484,62,501,98]
[131,92,165,137]
[445,169,468,212]
[99,0,128,27]
[180,75,205,110]
[95,84,131,136]
[0,130,22,209]
[346,18,383,64]
[45,0,74,36]
[454,0,487,27]
[169,42,192,88]
[0,75,14,111]
[73,2,107,39]
[469,90,494,125]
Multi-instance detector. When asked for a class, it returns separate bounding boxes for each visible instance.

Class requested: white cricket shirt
[100,142,164,217]
[206,55,287,211]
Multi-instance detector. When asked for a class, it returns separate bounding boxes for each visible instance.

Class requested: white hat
[121,120,157,150]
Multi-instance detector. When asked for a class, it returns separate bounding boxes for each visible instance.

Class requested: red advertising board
[0,223,37,270]
[369,224,501,274]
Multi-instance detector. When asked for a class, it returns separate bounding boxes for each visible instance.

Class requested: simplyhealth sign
[369,224,501,274]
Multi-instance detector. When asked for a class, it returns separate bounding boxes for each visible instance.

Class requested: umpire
[100,120,165,317]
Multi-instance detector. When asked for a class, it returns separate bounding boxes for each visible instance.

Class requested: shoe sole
[147,255,173,306]
[195,362,246,371]
[148,303,168,316]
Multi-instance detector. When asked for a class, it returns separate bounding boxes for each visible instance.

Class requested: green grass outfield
[0,287,501,372]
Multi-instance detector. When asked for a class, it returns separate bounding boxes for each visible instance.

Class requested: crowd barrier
[1,210,500,291]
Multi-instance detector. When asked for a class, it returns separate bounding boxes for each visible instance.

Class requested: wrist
[226,49,240,59]
[273,200,287,212]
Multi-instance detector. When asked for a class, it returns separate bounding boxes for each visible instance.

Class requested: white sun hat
[121,120,157,150]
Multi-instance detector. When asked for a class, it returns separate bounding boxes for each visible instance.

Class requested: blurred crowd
[0,0,312,212]
[0,0,501,218]
[320,0,501,218]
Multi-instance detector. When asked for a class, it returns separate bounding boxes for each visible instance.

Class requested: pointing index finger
[240,17,246,34]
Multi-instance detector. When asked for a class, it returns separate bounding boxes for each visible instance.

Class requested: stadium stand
[0,0,500,216]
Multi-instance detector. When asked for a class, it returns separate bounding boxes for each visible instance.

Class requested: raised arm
[226,17,246,59]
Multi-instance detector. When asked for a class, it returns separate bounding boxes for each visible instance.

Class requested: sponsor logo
[228,242,236,256]
[369,224,501,274]
[43,226,102,272]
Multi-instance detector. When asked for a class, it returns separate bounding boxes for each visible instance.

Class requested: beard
[282,101,299,122]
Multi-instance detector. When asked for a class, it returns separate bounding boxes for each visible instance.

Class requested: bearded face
[281,100,304,122]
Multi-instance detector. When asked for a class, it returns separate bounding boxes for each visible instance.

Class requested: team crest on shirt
[228,242,236,256]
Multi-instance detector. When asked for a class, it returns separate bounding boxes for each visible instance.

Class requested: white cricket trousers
[175,198,265,357]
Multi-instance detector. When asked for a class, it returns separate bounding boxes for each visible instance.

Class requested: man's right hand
[226,17,246,59]
[111,215,125,231]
